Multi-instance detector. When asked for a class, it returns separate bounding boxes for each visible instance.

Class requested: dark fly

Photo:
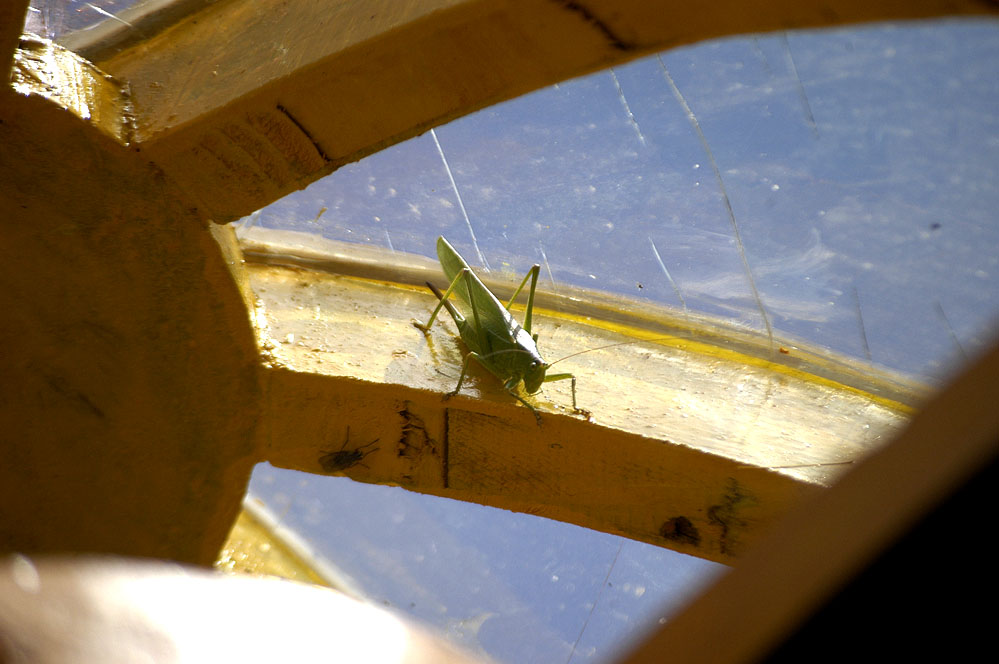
[319,427,379,472]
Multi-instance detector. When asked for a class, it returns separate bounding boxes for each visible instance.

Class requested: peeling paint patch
[396,402,445,487]
[397,405,437,461]
[552,0,634,51]
[708,478,757,557]
[659,516,700,547]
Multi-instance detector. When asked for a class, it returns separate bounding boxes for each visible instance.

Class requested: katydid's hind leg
[415,270,469,333]
[524,265,540,334]
[505,264,538,309]
[505,264,541,335]
[413,282,446,334]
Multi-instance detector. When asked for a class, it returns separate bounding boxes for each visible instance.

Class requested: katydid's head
[523,360,549,394]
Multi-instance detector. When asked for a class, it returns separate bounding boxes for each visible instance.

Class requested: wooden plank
[76,0,998,223]
[0,0,29,82]
[618,337,999,663]
[0,46,261,564]
[248,238,916,563]
[3,0,989,570]
[8,33,134,143]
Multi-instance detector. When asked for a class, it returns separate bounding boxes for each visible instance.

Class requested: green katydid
[414,236,587,421]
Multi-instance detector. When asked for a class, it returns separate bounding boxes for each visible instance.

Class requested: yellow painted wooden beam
[0,1,29,81]
[7,34,134,143]
[80,0,998,223]
[2,2,989,568]
[618,335,999,663]
[0,40,261,565]
[246,234,916,564]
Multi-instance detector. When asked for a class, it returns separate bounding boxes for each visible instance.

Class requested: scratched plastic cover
[239,20,999,663]
[235,22,998,383]
[37,5,999,662]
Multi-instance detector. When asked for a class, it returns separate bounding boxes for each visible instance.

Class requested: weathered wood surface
[2,1,993,565]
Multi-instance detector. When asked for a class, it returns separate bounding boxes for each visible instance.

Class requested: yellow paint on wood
[1,41,261,564]
[4,1,990,567]
[73,1,998,222]
[9,34,134,143]
[620,338,999,663]
[246,237,916,563]
[216,499,346,591]
[0,0,29,79]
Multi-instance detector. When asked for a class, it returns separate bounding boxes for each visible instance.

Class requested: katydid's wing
[436,236,472,284]
[436,237,520,347]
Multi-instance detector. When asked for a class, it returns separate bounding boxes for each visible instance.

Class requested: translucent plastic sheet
[237,22,999,382]
[35,6,999,661]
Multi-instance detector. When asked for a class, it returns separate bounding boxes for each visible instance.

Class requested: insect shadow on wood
[319,427,379,472]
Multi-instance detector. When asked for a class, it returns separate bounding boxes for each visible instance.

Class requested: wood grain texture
[248,250,914,564]
[0,0,28,80]
[82,0,999,222]
[618,337,999,663]
[4,0,991,569]
[1,45,260,564]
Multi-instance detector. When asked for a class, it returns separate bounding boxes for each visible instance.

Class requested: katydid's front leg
[446,350,543,423]
[543,372,591,418]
